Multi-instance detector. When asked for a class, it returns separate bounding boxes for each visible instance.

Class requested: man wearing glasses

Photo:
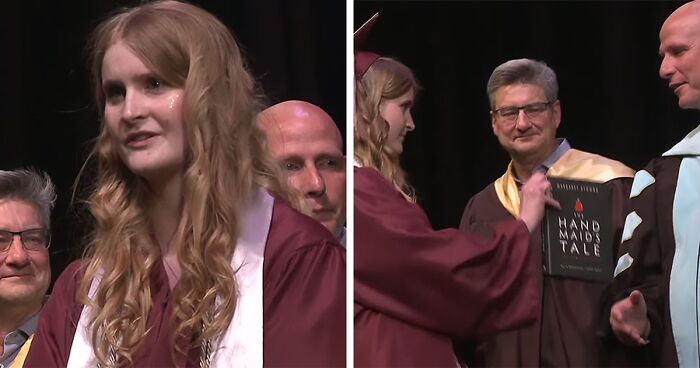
[0,169,55,368]
[457,58,635,367]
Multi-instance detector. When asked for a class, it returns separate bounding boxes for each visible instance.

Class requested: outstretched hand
[519,172,561,232]
[610,290,651,346]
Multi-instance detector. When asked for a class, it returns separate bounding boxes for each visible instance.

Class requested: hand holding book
[519,172,561,233]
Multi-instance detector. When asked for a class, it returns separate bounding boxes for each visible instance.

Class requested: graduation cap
[354,12,380,79]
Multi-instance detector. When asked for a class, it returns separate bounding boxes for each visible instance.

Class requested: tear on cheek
[169,94,181,109]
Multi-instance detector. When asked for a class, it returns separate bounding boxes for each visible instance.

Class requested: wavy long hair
[354,57,419,202]
[79,1,294,366]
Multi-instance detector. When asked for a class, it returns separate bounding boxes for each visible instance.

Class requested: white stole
[67,187,274,367]
[664,124,700,368]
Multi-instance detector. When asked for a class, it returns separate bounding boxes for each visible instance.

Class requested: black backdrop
[355,1,698,230]
[2,0,345,284]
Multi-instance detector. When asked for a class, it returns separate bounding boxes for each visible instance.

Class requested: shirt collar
[16,310,41,338]
[512,138,571,185]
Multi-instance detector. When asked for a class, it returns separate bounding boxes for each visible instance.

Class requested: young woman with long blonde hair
[26,2,345,367]
[353,17,559,366]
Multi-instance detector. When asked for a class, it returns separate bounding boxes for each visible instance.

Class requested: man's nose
[4,236,30,266]
[659,56,674,80]
[515,110,532,130]
[304,168,326,197]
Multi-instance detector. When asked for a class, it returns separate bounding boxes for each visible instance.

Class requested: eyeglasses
[492,101,553,122]
[0,229,51,252]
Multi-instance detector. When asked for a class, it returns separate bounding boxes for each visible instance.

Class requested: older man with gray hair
[458,58,635,367]
[0,169,55,368]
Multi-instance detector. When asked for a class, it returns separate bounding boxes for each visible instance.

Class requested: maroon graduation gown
[458,177,632,367]
[24,198,346,367]
[354,166,539,367]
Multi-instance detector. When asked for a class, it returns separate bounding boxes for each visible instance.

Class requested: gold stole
[8,335,33,368]
[494,149,635,217]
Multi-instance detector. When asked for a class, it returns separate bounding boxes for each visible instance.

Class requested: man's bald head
[259,101,346,238]
[659,0,700,110]
[260,100,343,148]
[664,1,700,25]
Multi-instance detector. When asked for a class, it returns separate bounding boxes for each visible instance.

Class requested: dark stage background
[356,1,698,230]
[2,0,345,286]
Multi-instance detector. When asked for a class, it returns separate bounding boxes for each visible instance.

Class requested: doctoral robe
[458,149,634,367]
[611,124,700,367]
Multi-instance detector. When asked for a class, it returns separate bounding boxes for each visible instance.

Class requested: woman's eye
[103,84,125,104]
[146,78,162,90]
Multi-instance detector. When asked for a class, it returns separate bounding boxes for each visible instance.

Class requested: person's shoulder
[55,259,87,286]
[461,181,506,227]
[47,259,87,307]
[465,181,498,208]
[268,198,343,252]
[472,181,497,199]
[572,149,635,178]
[646,155,683,173]
[354,166,385,185]
[354,166,403,200]
[264,198,344,274]
[630,155,683,190]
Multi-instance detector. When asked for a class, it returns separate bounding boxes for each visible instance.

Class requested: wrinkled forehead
[273,117,342,147]
[0,198,43,228]
[262,104,342,145]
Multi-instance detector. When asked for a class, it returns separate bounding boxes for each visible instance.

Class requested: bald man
[259,101,346,246]
[609,2,700,366]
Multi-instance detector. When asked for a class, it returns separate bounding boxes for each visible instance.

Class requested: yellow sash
[494,149,635,217]
[8,334,33,368]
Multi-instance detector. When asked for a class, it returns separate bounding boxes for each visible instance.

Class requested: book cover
[542,177,613,282]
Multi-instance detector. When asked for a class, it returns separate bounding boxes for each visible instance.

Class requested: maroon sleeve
[263,203,346,367]
[354,167,538,339]
[25,260,85,367]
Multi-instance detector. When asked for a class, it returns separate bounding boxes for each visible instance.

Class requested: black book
[541,177,613,282]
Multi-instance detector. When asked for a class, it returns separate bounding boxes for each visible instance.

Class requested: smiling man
[609,2,700,366]
[0,169,55,368]
[259,100,346,246]
[457,58,635,367]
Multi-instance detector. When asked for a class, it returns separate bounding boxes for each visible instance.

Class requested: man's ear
[552,100,562,129]
[490,111,498,135]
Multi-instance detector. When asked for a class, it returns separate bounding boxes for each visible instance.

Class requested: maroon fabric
[354,166,539,367]
[609,157,683,367]
[354,51,380,79]
[458,175,633,367]
[24,198,346,367]
[354,13,380,78]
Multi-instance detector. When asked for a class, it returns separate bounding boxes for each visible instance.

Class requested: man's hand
[610,290,651,346]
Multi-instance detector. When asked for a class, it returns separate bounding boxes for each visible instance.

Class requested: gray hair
[0,169,57,229]
[487,58,559,108]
